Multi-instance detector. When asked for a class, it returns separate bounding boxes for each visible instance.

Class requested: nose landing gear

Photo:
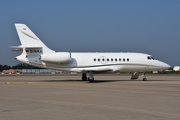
[142,72,147,81]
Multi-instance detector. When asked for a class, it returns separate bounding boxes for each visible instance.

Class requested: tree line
[0,63,40,72]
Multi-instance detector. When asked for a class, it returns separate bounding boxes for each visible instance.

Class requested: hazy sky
[0,0,179,66]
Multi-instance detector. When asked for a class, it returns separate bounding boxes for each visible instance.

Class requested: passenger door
[101,56,106,64]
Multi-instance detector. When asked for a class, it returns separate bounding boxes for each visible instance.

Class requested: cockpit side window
[147,56,155,60]
[151,56,155,60]
[147,56,151,60]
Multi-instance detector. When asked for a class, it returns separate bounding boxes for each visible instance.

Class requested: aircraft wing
[79,66,113,73]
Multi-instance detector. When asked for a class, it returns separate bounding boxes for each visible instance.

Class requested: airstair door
[101,56,106,64]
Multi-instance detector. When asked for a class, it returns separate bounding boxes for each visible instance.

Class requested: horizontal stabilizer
[11,48,23,52]
[9,45,42,49]
[9,45,42,52]
[9,46,22,52]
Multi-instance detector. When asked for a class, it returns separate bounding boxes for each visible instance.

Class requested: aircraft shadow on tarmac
[40,79,126,83]
[39,79,174,83]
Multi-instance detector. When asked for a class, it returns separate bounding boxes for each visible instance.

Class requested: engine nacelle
[40,52,71,63]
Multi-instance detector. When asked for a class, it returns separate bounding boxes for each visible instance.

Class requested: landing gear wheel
[143,78,147,81]
[82,77,87,81]
[88,77,94,82]
[82,73,87,81]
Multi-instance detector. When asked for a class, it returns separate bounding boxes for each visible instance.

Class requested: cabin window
[102,58,105,61]
[94,58,96,62]
[119,58,121,62]
[111,58,113,62]
[127,58,129,61]
[123,58,125,61]
[98,58,100,62]
[107,58,109,62]
[115,58,117,62]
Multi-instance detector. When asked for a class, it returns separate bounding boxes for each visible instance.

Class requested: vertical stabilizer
[15,24,55,54]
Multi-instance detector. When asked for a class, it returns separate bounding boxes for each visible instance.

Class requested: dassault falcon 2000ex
[11,24,170,82]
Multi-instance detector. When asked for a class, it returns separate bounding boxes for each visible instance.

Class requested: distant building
[1,69,70,74]
[22,69,69,74]
[22,69,57,74]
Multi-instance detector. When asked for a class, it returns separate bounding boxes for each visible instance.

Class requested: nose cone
[159,61,171,70]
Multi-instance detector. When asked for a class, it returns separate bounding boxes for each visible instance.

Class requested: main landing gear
[82,73,94,82]
[88,72,94,82]
[82,73,87,81]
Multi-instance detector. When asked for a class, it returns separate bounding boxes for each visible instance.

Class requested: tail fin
[15,24,54,54]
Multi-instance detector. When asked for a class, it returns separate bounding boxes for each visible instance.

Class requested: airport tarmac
[0,74,180,120]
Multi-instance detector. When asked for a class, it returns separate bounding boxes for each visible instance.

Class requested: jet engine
[40,52,71,63]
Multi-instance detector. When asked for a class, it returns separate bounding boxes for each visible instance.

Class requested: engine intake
[40,52,71,63]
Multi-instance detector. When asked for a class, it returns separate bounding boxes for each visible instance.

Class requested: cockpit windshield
[147,56,155,60]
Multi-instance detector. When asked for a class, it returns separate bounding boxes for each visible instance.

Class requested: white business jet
[11,24,170,82]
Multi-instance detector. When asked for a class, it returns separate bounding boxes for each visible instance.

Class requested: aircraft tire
[88,77,94,82]
[82,77,87,81]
